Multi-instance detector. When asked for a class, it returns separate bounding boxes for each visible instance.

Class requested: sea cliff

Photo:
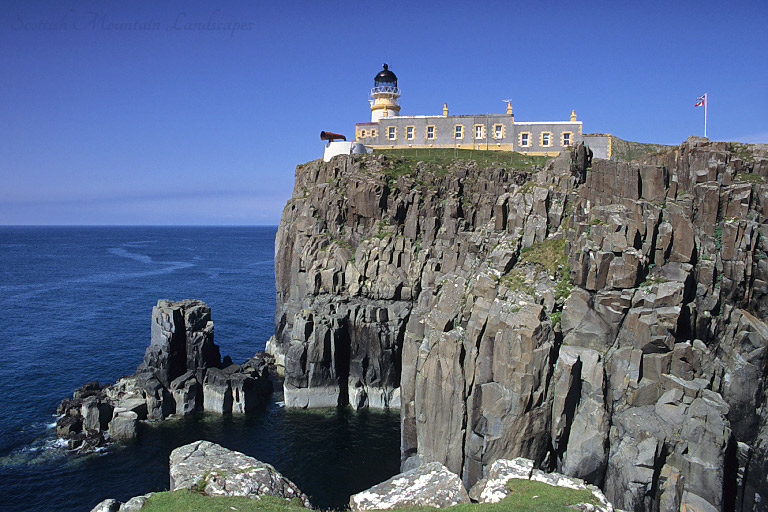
[268,139,768,511]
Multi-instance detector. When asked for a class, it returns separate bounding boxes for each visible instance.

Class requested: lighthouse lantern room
[370,64,401,122]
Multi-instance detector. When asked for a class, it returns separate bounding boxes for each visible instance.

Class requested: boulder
[349,462,469,511]
[169,440,310,507]
[89,495,152,512]
[109,410,138,440]
[89,499,120,512]
[468,458,533,502]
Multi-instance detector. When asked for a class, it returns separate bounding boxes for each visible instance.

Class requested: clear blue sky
[1,0,766,225]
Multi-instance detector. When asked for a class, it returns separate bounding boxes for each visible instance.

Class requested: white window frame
[494,124,504,139]
[542,132,551,147]
[388,126,397,140]
[426,125,435,140]
[562,132,571,146]
[474,125,484,139]
[406,126,414,140]
[454,125,464,139]
[520,133,530,147]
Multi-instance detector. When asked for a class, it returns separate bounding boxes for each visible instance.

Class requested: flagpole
[704,93,708,138]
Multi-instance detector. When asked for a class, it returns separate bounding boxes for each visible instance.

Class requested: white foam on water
[108,247,154,264]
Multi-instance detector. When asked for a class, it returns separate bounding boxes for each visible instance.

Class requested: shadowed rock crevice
[553,357,582,471]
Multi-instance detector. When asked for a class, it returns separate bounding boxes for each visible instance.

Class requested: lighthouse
[369,64,401,122]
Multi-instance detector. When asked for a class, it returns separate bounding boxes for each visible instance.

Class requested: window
[372,129,377,137]
[562,132,571,146]
[520,132,530,147]
[454,125,464,139]
[494,124,504,139]
[474,125,484,139]
[542,132,551,147]
[360,130,366,138]
[388,126,397,140]
[406,126,414,140]
[426,125,435,139]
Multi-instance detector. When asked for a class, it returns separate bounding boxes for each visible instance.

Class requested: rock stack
[56,300,273,449]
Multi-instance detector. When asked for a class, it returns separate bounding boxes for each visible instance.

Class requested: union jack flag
[695,94,706,107]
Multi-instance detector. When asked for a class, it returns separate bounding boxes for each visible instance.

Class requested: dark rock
[202,367,233,414]
[56,415,82,437]
[169,371,200,416]
[138,300,220,388]
[81,396,113,432]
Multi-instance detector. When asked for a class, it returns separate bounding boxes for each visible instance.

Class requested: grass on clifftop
[140,490,307,512]
[138,479,597,512]
[372,148,547,174]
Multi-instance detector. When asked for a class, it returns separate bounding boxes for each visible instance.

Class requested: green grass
[730,142,756,164]
[714,224,723,252]
[604,136,673,162]
[500,270,535,296]
[139,478,598,512]
[735,173,766,184]
[374,218,392,239]
[553,273,572,301]
[372,148,547,174]
[639,276,666,288]
[139,490,307,512]
[499,239,572,301]
[518,239,568,273]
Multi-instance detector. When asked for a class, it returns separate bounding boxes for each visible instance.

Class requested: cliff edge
[268,139,768,511]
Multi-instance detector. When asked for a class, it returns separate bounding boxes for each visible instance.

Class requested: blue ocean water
[0,227,400,511]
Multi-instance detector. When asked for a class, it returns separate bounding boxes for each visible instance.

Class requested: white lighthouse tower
[369,64,401,122]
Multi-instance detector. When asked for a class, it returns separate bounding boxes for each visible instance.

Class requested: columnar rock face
[272,139,768,511]
[57,300,273,448]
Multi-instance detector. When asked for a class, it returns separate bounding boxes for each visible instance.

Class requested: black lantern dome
[374,64,397,88]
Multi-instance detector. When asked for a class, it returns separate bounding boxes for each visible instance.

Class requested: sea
[0,226,401,511]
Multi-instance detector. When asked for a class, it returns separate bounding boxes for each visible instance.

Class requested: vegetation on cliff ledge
[372,148,547,175]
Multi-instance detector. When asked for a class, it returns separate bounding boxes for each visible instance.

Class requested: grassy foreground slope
[139,479,598,512]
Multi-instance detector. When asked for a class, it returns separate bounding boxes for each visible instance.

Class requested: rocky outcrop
[468,457,612,510]
[90,495,152,512]
[272,138,768,511]
[57,300,273,450]
[91,440,308,511]
[349,461,470,510]
[169,440,310,507]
